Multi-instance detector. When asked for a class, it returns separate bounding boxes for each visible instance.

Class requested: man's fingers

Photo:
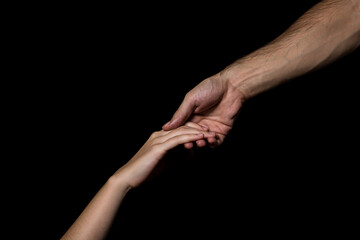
[185,139,207,149]
[195,139,207,147]
[182,122,209,149]
[207,133,226,148]
[162,96,196,131]
[184,142,194,149]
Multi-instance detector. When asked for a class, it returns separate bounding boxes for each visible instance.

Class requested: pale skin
[61,123,215,240]
[163,0,360,148]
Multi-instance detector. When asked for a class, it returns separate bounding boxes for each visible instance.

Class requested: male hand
[162,74,245,148]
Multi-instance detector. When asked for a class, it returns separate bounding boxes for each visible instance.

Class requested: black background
[10,1,359,239]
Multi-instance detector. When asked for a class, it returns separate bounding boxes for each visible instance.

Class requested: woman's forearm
[223,0,360,99]
[60,126,211,240]
[61,175,130,240]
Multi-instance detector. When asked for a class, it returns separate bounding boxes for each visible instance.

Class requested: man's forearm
[223,0,360,99]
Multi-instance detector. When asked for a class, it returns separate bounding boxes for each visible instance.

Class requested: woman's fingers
[159,133,205,151]
[155,125,215,144]
[150,123,215,150]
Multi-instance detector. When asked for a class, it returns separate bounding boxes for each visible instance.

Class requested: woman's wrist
[108,172,132,195]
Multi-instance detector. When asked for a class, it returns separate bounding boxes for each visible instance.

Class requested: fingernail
[197,133,204,137]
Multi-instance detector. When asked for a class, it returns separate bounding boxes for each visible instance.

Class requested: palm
[163,75,244,147]
[187,76,244,145]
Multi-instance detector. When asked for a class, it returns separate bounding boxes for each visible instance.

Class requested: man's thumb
[162,99,196,130]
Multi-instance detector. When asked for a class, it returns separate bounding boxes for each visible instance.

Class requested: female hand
[113,124,216,188]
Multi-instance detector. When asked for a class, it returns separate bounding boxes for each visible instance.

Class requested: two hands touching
[115,122,217,189]
[162,74,244,148]
[61,74,240,240]
[61,1,360,239]
[61,73,239,240]
[61,67,247,240]
[61,123,219,240]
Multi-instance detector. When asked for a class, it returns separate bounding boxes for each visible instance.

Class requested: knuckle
[185,122,196,128]
[180,125,192,132]
[149,131,160,139]
[154,130,162,137]
[184,91,195,101]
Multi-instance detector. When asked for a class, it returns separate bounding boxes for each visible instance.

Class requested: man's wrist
[220,46,294,100]
[220,58,267,100]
